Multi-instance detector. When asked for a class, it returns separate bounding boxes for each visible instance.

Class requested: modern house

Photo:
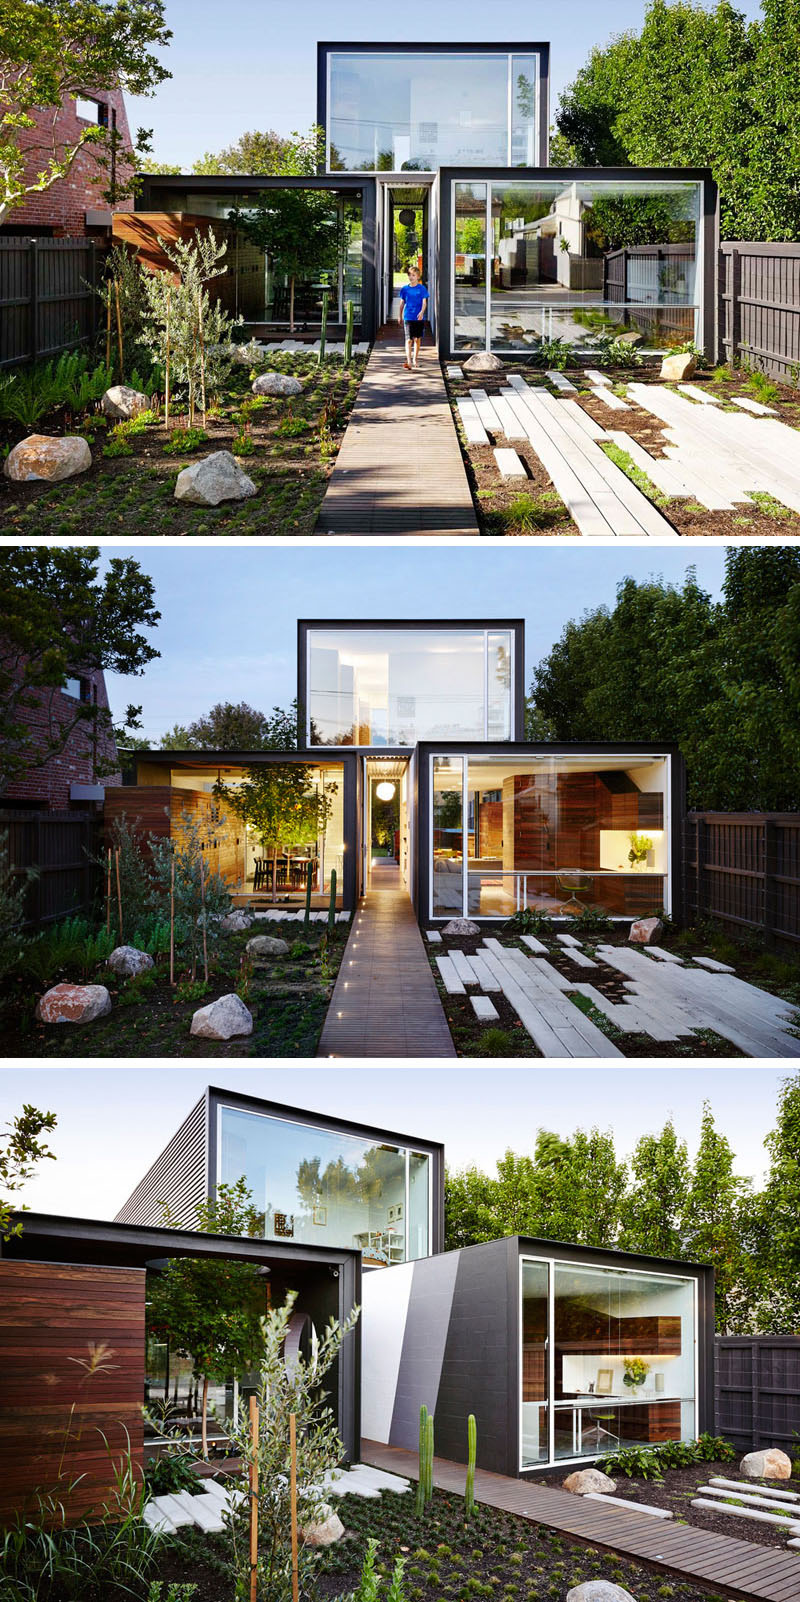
[126,41,719,359]
[108,618,684,928]
[0,1085,713,1510]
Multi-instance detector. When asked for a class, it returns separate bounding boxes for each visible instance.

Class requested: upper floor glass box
[301,623,519,748]
[319,45,548,173]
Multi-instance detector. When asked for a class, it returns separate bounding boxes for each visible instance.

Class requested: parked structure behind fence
[685,812,800,947]
[719,242,800,383]
[0,237,106,368]
[2,810,101,930]
[715,1336,800,1455]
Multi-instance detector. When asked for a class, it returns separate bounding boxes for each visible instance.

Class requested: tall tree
[0,1105,57,1240]
[193,125,323,177]
[215,763,334,902]
[619,1118,690,1258]
[0,547,160,793]
[682,1102,750,1330]
[230,189,341,332]
[0,0,171,225]
[161,699,298,751]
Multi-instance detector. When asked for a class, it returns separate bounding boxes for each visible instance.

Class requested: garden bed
[1,917,349,1058]
[0,350,367,537]
[446,362,800,538]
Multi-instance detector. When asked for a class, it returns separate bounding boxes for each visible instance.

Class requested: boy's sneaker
[403,361,412,371]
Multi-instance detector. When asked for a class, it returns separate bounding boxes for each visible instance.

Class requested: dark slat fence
[0,237,106,368]
[719,241,800,383]
[715,1337,800,1455]
[2,810,101,930]
[603,243,696,344]
[685,812,800,948]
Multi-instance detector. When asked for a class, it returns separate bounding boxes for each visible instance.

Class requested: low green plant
[600,1444,664,1480]
[232,429,256,456]
[142,1448,201,1497]
[746,491,795,521]
[470,1025,519,1057]
[492,492,571,533]
[656,1439,697,1468]
[146,1584,198,1602]
[275,410,309,437]
[694,1433,736,1462]
[289,938,312,958]
[504,907,554,938]
[569,904,613,935]
[746,369,779,404]
[130,917,172,958]
[174,977,210,1004]
[599,441,669,506]
[162,426,209,455]
[16,916,96,987]
[103,433,134,458]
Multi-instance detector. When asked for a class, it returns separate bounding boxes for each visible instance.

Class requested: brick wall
[5,668,121,810]
[9,89,134,237]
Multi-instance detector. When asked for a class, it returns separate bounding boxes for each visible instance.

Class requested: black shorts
[405,319,425,340]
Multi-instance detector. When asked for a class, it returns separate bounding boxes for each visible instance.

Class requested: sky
[126,0,766,171]
[105,545,727,742]
[0,1063,788,1221]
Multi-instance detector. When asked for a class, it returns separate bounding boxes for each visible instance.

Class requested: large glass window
[326,51,543,172]
[454,183,487,351]
[433,756,463,918]
[219,1105,431,1264]
[521,1260,549,1467]
[431,753,670,920]
[452,178,702,353]
[306,628,514,747]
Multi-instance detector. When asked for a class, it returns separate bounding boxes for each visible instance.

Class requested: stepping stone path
[626,382,800,515]
[584,369,612,386]
[253,909,350,922]
[589,388,630,411]
[471,995,500,1022]
[546,370,578,392]
[692,955,735,973]
[677,383,722,405]
[493,446,527,478]
[445,364,464,379]
[585,1492,673,1519]
[322,1464,410,1498]
[144,1478,246,1535]
[731,395,777,416]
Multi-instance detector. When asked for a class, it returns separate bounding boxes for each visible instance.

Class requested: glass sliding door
[521,1259,550,1467]
[454,183,487,350]
[432,756,464,917]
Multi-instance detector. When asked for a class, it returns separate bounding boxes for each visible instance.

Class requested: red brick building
[4,668,121,811]
[5,88,135,237]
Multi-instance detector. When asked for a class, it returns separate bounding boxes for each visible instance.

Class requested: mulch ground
[446,364,800,537]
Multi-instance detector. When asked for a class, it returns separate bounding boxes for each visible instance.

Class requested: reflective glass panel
[219,1105,430,1263]
[521,1259,549,1466]
[454,183,487,351]
[552,1263,695,1461]
[307,628,513,746]
[433,756,463,918]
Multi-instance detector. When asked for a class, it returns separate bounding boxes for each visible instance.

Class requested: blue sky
[0,1064,787,1220]
[127,0,765,170]
[105,546,727,742]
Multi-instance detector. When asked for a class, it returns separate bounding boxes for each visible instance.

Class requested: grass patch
[599,439,670,506]
[484,490,571,533]
[746,490,796,521]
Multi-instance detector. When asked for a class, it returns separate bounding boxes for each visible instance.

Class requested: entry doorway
[378,180,436,333]
[362,758,410,894]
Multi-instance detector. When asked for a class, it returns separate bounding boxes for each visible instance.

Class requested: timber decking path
[361,1441,800,1602]
[317,861,456,1058]
[314,329,478,535]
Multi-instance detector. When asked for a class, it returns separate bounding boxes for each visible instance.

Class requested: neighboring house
[3,87,134,237]
[4,665,120,811]
[106,618,684,928]
[128,40,718,358]
[0,1083,713,1486]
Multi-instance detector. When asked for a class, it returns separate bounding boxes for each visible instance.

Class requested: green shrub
[470,1026,520,1057]
[569,904,613,935]
[142,1449,202,1498]
[504,907,554,938]
[600,1444,664,1480]
[656,1439,698,1469]
[162,426,209,455]
[695,1433,736,1462]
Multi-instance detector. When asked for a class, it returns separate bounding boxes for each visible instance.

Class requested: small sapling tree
[215,765,335,904]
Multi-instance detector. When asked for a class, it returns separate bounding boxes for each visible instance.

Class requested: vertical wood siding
[0,239,107,367]
[686,812,800,946]
[719,242,800,382]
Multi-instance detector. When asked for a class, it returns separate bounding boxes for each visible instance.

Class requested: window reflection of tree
[294,1145,401,1228]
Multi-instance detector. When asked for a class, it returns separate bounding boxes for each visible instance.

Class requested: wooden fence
[0,237,107,368]
[603,243,696,344]
[719,241,800,382]
[715,1336,800,1455]
[685,812,800,948]
[2,810,101,930]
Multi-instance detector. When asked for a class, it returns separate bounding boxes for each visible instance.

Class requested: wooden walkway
[317,862,456,1058]
[362,1440,800,1602]
[315,330,478,535]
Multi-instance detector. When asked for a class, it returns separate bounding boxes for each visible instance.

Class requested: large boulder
[174,451,256,506]
[299,1505,345,1548]
[629,917,664,947]
[101,385,149,420]
[442,918,481,937]
[190,992,253,1041]
[36,983,112,1024]
[107,945,154,979]
[740,1448,792,1480]
[5,434,91,482]
[220,909,254,934]
[563,1469,617,1496]
[660,351,697,382]
[232,340,269,367]
[463,352,505,374]
[567,1586,637,1602]
[246,934,290,958]
[252,372,304,397]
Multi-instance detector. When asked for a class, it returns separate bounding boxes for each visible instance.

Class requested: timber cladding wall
[0,1261,145,1523]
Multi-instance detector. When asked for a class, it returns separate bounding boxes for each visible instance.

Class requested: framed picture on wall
[596,1368,614,1395]
[312,1206,328,1226]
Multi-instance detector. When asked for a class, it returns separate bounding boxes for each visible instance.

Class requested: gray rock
[107,945,154,979]
[173,451,257,506]
[5,434,91,482]
[246,934,290,958]
[220,910,254,934]
[300,1505,345,1547]
[101,385,149,420]
[567,1585,638,1602]
[36,983,112,1024]
[463,352,505,374]
[232,340,269,366]
[252,372,304,397]
[740,1448,792,1480]
[629,916,664,946]
[615,330,644,347]
[660,351,696,382]
[190,992,253,1041]
[442,918,481,937]
[563,1469,617,1495]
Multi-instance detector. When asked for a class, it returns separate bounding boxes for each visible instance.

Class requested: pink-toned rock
[563,1468,617,1495]
[740,1448,792,1480]
[4,434,91,482]
[660,351,697,382]
[629,916,664,946]
[35,983,112,1024]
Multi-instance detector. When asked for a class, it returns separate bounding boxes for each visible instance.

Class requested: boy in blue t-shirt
[398,266,428,371]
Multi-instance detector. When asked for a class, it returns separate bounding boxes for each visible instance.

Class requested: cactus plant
[465,1413,476,1517]
[303,859,313,934]
[317,288,329,364]
[328,867,337,933]
[425,1411,434,1500]
[415,1403,429,1515]
[344,297,355,364]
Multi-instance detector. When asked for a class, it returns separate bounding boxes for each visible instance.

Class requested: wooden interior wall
[103,785,171,843]
[0,1261,145,1524]
[170,788,241,886]
[112,214,266,319]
